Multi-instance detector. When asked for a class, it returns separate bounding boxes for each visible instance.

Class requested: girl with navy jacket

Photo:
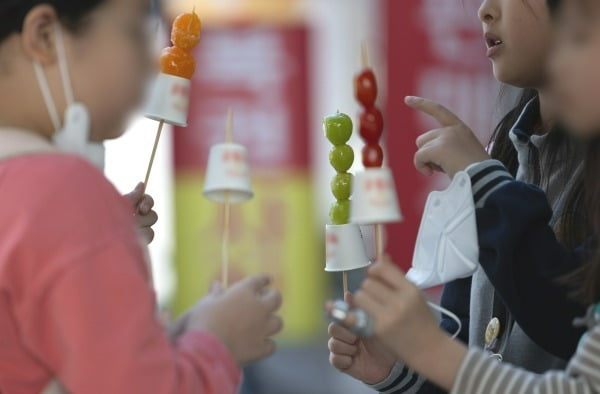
[328,0,590,392]
[339,1,600,392]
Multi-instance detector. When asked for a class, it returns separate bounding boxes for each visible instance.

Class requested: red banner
[174,26,309,171]
[385,0,497,269]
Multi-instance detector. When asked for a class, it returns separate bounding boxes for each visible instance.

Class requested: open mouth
[484,33,504,57]
[486,37,503,49]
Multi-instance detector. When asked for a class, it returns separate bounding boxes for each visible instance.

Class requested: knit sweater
[451,306,600,394]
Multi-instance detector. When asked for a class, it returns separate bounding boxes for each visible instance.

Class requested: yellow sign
[172,171,324,341]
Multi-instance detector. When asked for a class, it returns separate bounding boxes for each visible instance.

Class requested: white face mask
[32,24,105,169]
[406,171,479,289]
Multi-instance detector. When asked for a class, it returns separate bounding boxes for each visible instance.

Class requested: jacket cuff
[368,362,421,393]
[465,160,513,208]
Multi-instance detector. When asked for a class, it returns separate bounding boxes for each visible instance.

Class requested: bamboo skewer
[144,120,165,190]
[361,41,370,69]
[375,224,384,263]
[221,109,234,288]
[363,42,386,263]
[343,271,349,294]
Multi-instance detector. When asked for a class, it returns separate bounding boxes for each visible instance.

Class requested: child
[334,0,600,392]
[0,1,283,393]
[329,0,589,392]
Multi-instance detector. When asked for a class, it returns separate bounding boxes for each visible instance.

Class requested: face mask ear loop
[427,301,462,340]
[54,23,74,106]
[32,61,61,132]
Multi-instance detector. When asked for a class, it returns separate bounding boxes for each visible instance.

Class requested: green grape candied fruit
[329,145,354,173]
[331,173,353,201]
[324,112,353,146]
[330,200,351,225]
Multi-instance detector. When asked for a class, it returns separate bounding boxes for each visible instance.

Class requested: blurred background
[104,0,501,392]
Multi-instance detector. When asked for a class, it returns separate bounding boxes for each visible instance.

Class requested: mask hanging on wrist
[406,171,479,289]
[32,23,105,169]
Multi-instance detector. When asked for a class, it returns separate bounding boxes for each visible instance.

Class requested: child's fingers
[260,339,277,359]
[328,337,358,356]
[415,128,445,149]
[414,147,436,176]
[260,289,283,313]
[414,141,445,176]
[354,289,385,317]
[138,195,155,215]
[244,274,272,293]
[328,323,358,344]
[123,183,145,208]
[265,315,284,336]
[136,209,158,227]
[361,277,395,303]
[139,227,155,244]
[329,352,354,370]
[368,262,410,290]
[405,96,462,127]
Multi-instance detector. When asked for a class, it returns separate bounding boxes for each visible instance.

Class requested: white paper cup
[203,143,254,204]
[144,73,191,127]
[351,168,402,225]
[325,224,371,272]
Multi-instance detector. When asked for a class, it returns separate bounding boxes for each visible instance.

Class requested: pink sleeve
[3,156,242,394]
[20,241,241,394]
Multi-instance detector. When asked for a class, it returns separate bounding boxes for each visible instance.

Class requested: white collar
[0,127,57,162]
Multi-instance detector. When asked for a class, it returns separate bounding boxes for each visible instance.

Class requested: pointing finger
[405,96,462,127]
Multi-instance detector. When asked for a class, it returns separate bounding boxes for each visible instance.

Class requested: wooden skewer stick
[375,223,384,263]
[221,199,231,288]
[361,41,370,69]
[225,108,234,143]
[188,6,197,29]
[144,120,165,190]
[221,109,234,288]
[343,271,349,295]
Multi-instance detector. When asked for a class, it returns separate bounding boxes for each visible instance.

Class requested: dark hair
[489,88,537,175]
[562,140,600,304]
[0,0,106,43]
[489,88,587,248]
[548,0,600,304]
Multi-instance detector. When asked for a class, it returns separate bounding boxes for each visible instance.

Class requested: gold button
[485,317,501,347]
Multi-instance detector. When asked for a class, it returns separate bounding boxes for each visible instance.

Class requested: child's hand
[354,261,446,366]
[124,183,158,244]
[185,275,283,366]
[328,292,396,385]
[405,96,490,178]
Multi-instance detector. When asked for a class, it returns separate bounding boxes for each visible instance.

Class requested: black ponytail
[0,0,106,43]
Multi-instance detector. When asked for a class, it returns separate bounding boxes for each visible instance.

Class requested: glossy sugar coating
[160,47,196,79]
[171,12,202,49]
[354,68,384,168]
[324,112,355,225]
[355,69,378,108]
[160,11,201,79]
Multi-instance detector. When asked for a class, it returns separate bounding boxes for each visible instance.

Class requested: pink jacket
[0,130,241,393]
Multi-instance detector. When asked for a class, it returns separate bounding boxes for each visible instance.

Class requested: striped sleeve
[465,160,514,208]
[451,326,600,394]
[367,362,426,394]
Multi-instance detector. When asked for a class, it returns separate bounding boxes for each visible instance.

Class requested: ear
[20,4,60,65]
